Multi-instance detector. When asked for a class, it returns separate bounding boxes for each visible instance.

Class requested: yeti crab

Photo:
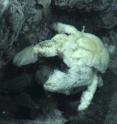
[13,22,109,111]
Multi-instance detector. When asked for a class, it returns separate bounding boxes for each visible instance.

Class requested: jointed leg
[78,74,99,111]
[34,39,58,57]
[13,45,38,66]
[44,66,93,94]
[44,65,97,111]
[13,39,58,66]
[52,22,80,35]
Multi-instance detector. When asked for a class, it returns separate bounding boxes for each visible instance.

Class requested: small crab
[13,22,110,111]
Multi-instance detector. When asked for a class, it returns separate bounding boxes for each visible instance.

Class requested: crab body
[13,22,109,111]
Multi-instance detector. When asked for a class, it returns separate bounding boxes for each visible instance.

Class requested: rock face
[104,90,117,124]
[53,0,117,29]
[54,0,110,11]
[0,0,51,68]
[0,0,117,123]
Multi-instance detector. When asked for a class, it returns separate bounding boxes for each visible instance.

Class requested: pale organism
[13,22,110,111]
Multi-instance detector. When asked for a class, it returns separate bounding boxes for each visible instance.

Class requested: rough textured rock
[53,0,117,29]
[54,0,111,11]
[104,90,117,124]
[0,0,24,68]
[0,0,51,68]
[101,29,117,75]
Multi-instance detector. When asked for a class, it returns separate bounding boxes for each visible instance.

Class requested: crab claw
[13,45,38,67]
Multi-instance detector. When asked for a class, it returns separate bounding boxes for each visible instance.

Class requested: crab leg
[78,74,98,111]
[52,22,81,35]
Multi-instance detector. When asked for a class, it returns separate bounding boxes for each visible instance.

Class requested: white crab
[13,22,109,111]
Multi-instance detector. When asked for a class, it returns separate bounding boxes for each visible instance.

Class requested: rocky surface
[104,89,117,124]
[0,0,117,124]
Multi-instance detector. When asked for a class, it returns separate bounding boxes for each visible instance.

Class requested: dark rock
[35,65,53,85]
[33,98,67,124]
[0,0,52,68]
[0,0,24,68]
[104,90,117,124]
[53,0,111,11]
[0,73,32,92]
[101,29,117,75]
[53,0,117,30]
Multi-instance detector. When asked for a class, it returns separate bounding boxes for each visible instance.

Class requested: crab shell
[75,32,110,73]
